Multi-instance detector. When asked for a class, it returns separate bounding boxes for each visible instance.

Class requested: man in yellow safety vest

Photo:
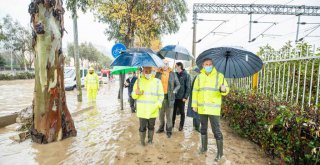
[85,67,99,102]
[132,67,164,146]
[192,58,230,162]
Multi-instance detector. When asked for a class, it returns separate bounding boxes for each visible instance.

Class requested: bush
[0,72,35,80]
[222,90,320,164]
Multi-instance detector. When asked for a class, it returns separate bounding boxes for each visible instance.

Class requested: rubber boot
[215,139,224,161]
[139,131,146,146]
[199,135,208,154]
[148,130,154,144]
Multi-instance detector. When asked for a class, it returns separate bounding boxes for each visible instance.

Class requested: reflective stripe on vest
[198,103,221,108]
[143,92,162,96]
[136,100,156,104]
[199,87,218,91]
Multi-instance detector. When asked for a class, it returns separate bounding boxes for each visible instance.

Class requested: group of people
[83,58,230,162]
[129,58,230,162]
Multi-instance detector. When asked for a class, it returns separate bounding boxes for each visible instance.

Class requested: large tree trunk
[29,0,77,144]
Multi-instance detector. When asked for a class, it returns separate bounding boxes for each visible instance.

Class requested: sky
[0,0,320,59]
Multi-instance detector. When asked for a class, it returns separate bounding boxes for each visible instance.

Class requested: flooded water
[0,80,275,165]
[0,79,91,117]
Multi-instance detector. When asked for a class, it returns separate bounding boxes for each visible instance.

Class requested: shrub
[222,90,320,164]
[0,72,35,80]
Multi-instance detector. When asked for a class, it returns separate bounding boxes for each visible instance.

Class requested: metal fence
[229,45,320,109]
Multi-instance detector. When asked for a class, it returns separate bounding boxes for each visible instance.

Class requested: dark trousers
[128,96,136,112]
[193,118,200,130]
[139,118,156,132]
[172,99,185,128]
[199,114,223,140]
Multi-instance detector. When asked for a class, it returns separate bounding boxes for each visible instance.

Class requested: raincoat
[85,71,99,101]
[132,76,164,119]
[192,68,230,116]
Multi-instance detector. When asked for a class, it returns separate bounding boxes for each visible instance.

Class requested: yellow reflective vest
[85,73,99,90]
[132,76,164,119]
[192,68,230,116]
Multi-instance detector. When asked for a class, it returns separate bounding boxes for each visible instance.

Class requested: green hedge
[0,72,35,80]
[222,90,320,164]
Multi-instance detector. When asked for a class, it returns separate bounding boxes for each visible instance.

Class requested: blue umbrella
[158,45,193,61]
[196,47,263,78]
[110,48,165,67]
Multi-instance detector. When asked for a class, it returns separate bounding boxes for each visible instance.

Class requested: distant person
[124,72,137,113]
[187,67,201,132]
[172,62,191,131]
[155,60,180,138]
[132,67,164,146]
[192,58,229,162]
[85,67,99,102]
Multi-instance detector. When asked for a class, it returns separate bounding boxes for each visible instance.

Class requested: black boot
[139,131,146,146]
[156,125,164,133]
[148,130,154,144]
[199,135,208,154]
[215,139,224,161]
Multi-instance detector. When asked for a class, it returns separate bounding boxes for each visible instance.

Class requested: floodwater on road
[0,80,275,165]
[0,79,90,117]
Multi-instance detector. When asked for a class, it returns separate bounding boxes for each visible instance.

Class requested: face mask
[204,66,213,73]
[128,74,133,78]
[145,74,152,79]
[89,71,93,74]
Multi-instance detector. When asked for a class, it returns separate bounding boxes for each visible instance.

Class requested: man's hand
[182,98,187,102]
[124,82,129,86]
[193,107,197,112]
[135,88,143,95]
[220,85,226,93]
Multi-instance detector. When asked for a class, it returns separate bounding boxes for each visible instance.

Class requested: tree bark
[29,0,77,144]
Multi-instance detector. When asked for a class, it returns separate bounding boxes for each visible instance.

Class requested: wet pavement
[0,79,89,117]
[0,80,275,165]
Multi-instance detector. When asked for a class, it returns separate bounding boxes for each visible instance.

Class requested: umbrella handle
[137,71,140,90]
[222,55,229,85]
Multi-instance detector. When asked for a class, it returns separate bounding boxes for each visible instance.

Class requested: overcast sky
[0,0,320,58]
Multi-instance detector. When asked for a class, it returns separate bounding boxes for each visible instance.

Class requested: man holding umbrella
[155,59,180,138]
[132,67,164,146]
[192,58,229,161]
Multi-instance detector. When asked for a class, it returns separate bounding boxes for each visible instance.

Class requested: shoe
[148,130,154,144]
[139,132,146,146]
[156,129,164,133]
[166,132,172,138]
[199,135,208,154]
[215,139,224,161]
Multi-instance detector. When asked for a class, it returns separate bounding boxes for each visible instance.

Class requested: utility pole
[72,3,82,102]
[10,50,13,72]
[295,14,302,42]
[192,12,197,66]
[249,13,253,42]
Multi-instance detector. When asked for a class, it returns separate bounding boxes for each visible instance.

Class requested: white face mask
[128,74,133,78]
[145,74,152,79]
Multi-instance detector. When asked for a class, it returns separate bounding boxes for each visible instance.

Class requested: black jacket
[175,69,191,99]
[125,76,137,97]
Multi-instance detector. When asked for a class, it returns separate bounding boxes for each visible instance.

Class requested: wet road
[0,79,90,117]
[0,80,275,165]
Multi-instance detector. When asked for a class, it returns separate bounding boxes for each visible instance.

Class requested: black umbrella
[196,47,263,78]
